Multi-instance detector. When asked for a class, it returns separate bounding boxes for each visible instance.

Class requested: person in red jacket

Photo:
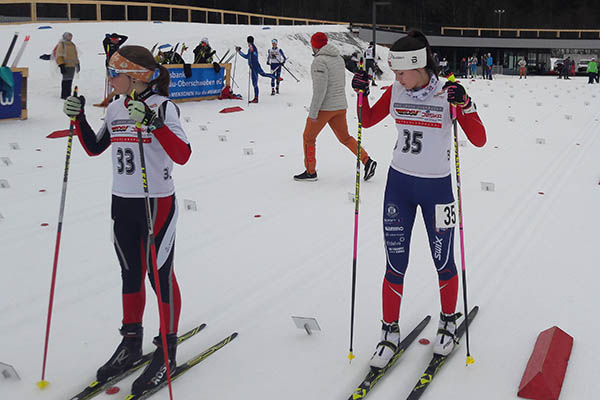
[62,45,191,396]
[351,30,486,369]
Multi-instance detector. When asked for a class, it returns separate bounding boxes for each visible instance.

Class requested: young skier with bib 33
[351,31,486,368]
[62,45,191,396]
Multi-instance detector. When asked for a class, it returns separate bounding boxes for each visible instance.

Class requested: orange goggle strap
[108,52,154,83]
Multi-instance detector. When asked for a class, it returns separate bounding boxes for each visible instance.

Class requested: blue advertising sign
[0,71,22,120]
[168,66,224,100]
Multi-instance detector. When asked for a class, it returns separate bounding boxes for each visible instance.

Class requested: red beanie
[311,32,328,49]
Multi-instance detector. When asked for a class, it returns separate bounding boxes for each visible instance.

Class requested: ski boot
[364,158,377,181]
[369,320,400,369]
[271,88,276,96]
[249,97,259,104]
[131,334,177,396]
[96,323,143,382]
[276,86,279,94]
[293,170,318,181]
[433,312,462,356]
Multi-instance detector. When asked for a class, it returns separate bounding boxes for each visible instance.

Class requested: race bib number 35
[435,202,457,229]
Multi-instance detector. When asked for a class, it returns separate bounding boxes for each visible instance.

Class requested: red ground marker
[518,326,573,400]
[219,106,244,113]
[40,223,49,227]
[254,214,262,218]
[105,386,120,395]
[39,189,46,192]
[418,338,430,345]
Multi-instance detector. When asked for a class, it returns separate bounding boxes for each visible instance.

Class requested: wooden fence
[0,0,404,30]
[441,26,600,39]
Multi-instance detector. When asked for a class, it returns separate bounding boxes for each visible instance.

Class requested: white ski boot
[369,321,400,369]
[433,312,461,356]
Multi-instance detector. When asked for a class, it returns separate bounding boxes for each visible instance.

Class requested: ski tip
[36,379,50,389]
[466,355,475,365]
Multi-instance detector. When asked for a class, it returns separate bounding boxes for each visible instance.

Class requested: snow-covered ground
[1,21,599,400]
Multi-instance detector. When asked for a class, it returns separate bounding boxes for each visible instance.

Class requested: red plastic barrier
[219,106,244,114]
[517,326,573,400]
[46,129,70,139]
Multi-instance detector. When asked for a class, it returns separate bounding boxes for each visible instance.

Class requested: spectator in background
[364,42,378,86]
[55,32,80,99]
[193,38,215,64]
[487,53,493,80]
[518,57,527,79]
[293,32,377,182]
[481,54,488,79]
[470,55,478,78]
[103,33,128,66]
[587,58,598,84]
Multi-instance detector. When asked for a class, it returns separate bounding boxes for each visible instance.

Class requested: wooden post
[96,3,100,21]
[147,5,150,21]
[221,11,224,24]
[67,3,71,21]
[31,1,36,22]
[188,8,190,22]
[125,5,128,21]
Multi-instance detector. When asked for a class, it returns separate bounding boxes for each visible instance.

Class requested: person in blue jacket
[236,36,278,103]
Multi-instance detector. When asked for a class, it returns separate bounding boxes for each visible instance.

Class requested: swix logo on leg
[433,236,443,260]
[150,365,167,385]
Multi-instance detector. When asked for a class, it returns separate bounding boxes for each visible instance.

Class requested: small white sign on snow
[459,140,467,147]
[536,102,542,106]
[0,362,20,381]
[9,143,19,150]
[1,157,11,166]
[508,116,515,122]
[291,316,321,336]
[183,116,191,123]
[218,135,227,142]
[481,182,495,192]
[0,179,9,188]
[347,192,361,203]
[536,138,546,144]
[183,199,197,212]
[199,125,208,131]
[286,102,293,107]
[243,148,254,156]
[564,114,573,120]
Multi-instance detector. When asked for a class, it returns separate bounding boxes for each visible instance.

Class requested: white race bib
[435,202,457,229]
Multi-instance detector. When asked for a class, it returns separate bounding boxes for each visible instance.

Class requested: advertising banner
[167,65,225,101]
[0,70,22,120]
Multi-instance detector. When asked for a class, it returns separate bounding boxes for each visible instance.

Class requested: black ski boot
[96,323,143,382]
[276,86,279,94]
[271,88,276,95]
[131,334,177,395]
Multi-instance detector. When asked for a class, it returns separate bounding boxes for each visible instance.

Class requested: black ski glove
[442,81,471,107]
[352,71,370,95]
[59,64,66,74]
[213,62,221,73]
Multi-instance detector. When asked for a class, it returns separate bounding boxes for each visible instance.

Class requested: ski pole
[37,87,78,389]
[231,51,239,89]
[247,67,251,104]
[448,74,474,365]
[280,63,300,83]
[129,90,176,400]
[348,90,364,363]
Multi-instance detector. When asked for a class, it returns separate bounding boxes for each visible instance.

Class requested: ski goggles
[108,52,154,82]
[388,47,427,71]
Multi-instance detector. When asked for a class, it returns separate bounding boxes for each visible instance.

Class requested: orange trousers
[302,109,370,174]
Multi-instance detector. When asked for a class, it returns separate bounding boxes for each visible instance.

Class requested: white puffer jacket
[308,43,348,119]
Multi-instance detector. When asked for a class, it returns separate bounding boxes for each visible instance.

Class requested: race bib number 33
[435,202,457,229]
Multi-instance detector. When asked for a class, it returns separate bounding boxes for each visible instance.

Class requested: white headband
[388,47,427,70]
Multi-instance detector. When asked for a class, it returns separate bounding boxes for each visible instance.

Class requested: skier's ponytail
[390,30,438,77]
[149,65,170,97]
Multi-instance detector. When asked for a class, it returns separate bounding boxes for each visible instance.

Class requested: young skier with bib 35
[62,45,191,396]
[351,31,486,368]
